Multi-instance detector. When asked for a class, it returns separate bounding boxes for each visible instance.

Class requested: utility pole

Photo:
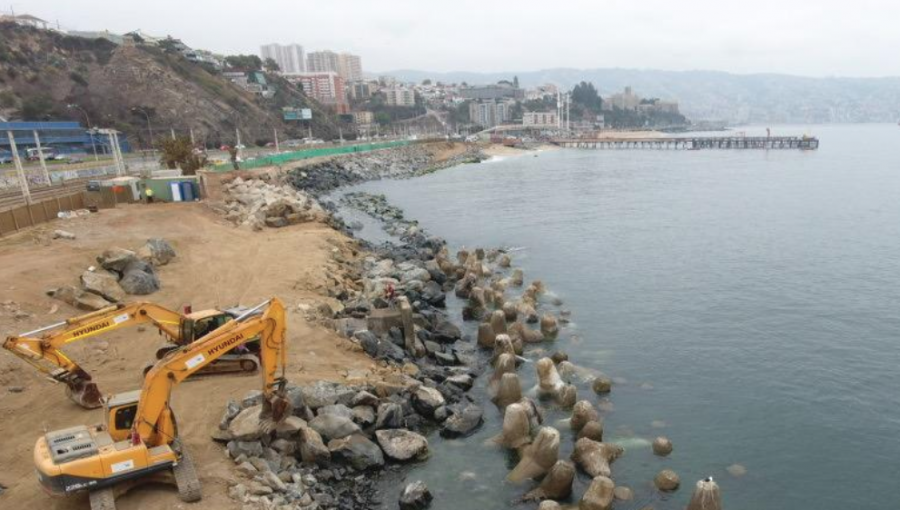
[338,126,343,144]
[189,128,196,146]
[131,107,154,151]
[170,128,176,140]
[32,130,50,185]
[7,131,31,203]
[273,127,280,153]
[67,104,99,161]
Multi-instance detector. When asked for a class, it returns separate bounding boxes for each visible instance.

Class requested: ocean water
[347,124,900,510]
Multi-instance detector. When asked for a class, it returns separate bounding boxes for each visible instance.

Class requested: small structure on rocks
[686,477,723,510]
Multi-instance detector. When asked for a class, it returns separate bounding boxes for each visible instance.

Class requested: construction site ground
[0,202,385,510]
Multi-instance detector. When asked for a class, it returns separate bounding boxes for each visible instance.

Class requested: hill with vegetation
[0,23,340,148]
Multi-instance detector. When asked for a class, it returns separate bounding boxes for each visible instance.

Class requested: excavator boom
[3,301,255,408]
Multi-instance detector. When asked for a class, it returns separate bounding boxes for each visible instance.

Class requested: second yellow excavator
[3,301,262,408]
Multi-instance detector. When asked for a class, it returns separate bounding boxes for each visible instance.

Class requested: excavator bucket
[258,391,292,434]
[64,380,103,409]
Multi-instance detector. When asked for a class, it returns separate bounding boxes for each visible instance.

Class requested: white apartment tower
[306,50,340,74]
[260,43,305,75]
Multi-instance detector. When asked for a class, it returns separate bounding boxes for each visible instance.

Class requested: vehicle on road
[0,150,12,164]
[26,147,61,161]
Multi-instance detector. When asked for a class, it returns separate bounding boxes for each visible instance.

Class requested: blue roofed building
[0,121,131,157]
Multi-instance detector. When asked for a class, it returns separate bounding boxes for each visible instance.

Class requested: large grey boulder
[298,381,357,409]
[328,434,385,470]
[399,481,432,510]
[119,260,160,295]
[375,402,404,429]
[412,386,445,418]
[227,404,264,441]
[375,429,429,461]
[80,270,125,303]
[440,404,483,438]
[308,414,360,441]
[138,238,176,266]
[97,247,137,273]
[298,426,330,465]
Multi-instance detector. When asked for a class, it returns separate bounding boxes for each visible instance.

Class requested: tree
[571,81,602,112]
[157,136,207,175]
[263,58,280,72]
[224,54,263,70]
[422,79,432,85]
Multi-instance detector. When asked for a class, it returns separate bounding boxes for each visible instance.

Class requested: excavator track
[172,443,202,503]
[88,487,116,510]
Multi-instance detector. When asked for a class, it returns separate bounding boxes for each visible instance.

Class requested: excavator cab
[104,390,141,442]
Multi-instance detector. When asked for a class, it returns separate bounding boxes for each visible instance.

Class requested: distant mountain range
[384,68,900,124]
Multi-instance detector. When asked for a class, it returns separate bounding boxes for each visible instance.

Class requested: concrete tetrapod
[493,402,532,449]
[536,357,565,399]
[522,459,576,501]
[579,475,615,510]
[490,309,508,336]
[570,400,599,433]
[571,438,624,478]
[491,372,523,410]
[507,426,560,483]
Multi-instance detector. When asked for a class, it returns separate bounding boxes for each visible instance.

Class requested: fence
[0,190,86,236]
[213,140,412,171]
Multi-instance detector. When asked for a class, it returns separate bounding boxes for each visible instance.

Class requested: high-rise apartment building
[307,50,363,81]
[290,72,349,114]
[469,100,512,127]
[260,43,305,75]
[383,87,416,107]
[306,50,340,74]
[337,53,363,82]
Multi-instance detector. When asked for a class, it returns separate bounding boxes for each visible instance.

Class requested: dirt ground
[0,203,388,510]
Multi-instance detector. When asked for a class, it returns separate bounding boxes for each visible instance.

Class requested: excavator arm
[3,302,187,408]
[134,298,289,446]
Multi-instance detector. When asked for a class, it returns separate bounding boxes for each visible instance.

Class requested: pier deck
[552,136,819,150]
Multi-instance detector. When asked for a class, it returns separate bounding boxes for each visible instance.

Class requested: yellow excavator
[3,301,262,409]
[33,298,290,510]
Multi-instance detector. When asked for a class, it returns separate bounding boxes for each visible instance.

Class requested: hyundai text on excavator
[3,301,263,408]
[33,298,291,510]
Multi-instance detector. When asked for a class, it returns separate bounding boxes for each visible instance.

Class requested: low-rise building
[523,111,558,128]
[383,87,416,107]
[353,111,374,125]
[349,81,375,100]
[0,13,50,30]
[223,71,275,98]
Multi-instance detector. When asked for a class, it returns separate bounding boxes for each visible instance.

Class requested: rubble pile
[218,380,457,510]
[46,239,175,311]
[221,177,325,231]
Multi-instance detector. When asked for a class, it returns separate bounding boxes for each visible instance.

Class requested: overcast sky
[15,0,900,77]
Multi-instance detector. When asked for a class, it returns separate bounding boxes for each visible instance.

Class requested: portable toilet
[170,181,183,202]
[180,181,195,202]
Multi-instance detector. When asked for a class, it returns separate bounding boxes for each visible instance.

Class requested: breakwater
[553,136,819,150]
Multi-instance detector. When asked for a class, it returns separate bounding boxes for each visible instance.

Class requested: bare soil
[0,203,391,510]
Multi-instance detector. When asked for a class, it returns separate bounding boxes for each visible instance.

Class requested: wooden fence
[0,191,86,237]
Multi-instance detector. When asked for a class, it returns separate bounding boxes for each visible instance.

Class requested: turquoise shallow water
[350,124,900,510]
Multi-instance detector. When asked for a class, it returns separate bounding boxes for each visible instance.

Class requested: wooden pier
[552,136,819,151]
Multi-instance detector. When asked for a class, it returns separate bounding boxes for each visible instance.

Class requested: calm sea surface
[345,124,900,510]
